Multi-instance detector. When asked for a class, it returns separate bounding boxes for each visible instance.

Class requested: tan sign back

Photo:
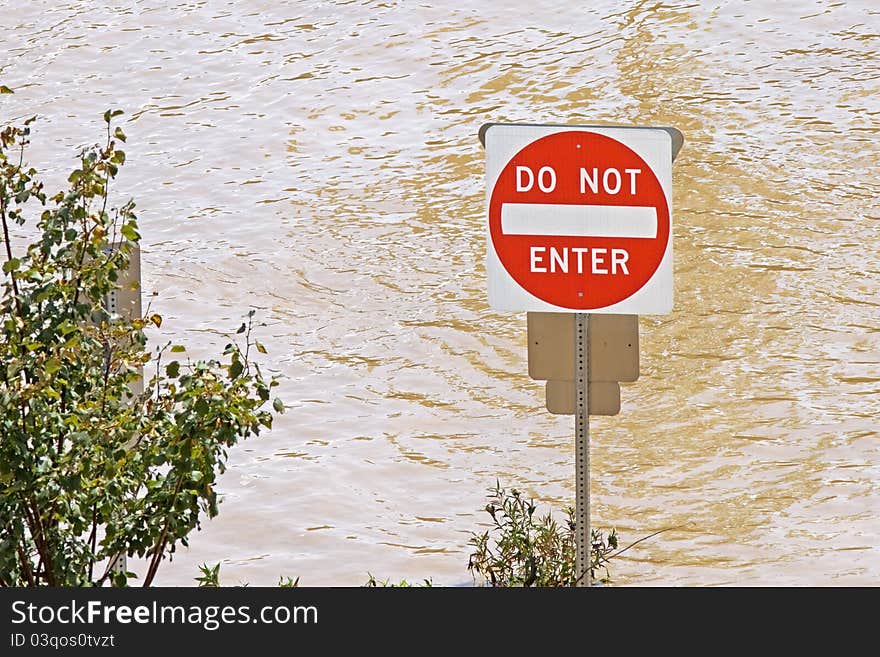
[545,380,620,416]
[527,312,639,382]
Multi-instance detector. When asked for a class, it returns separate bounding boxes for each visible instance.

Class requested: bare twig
[606,525,689,561]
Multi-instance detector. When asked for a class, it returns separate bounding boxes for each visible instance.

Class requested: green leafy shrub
[0,105,282,586]
[468,482,619,586]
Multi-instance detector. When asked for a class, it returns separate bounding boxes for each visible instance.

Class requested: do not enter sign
[482,124,678,314]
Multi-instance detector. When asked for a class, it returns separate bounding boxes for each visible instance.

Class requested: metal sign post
[575,313,590,586]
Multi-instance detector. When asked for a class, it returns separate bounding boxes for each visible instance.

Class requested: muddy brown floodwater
[1,0,878,585]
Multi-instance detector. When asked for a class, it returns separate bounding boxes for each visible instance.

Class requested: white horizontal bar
[501,203,657,238]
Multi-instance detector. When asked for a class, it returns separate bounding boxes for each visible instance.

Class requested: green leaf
[0,85,13,94]
[120,223,140,242]
[165,361,180,378]
[45,357,62,375]
[150,313,162,328]
[229,360,243,379]
[236,323,246,334]
[170,345,186,353]
[2,258,20,273]
[255,341,267,354]
[114,126,127,142]
[194,398,209,416]
[57,320,76,336]
[273,398,284,413]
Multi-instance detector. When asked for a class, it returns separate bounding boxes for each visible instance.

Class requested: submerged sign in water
[479,123,684,588]
[483,124,676,314]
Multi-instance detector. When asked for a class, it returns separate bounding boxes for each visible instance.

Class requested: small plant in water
[364,574,433,587]
[194,562,299,587]
[194,562,221,587]
[468,481,619,587]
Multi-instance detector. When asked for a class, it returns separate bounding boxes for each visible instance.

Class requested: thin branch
[17,544,36,587]
[99,338,117,416]
[0,195,21,306]
[18,500,43,584]
[26,496,56,586]
[142,468,187,587]
[96,553,122,587]
[87,504,98,582]
[606,525,689,561]
[99,120,112,219]
[244,312,253,372]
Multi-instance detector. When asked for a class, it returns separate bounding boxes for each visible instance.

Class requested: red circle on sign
[488,131,669,310]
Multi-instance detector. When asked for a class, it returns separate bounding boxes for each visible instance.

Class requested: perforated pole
[110,554,127,584]
[575,312,590,587]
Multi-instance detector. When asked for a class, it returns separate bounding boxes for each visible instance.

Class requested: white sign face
[483,123,678,314]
